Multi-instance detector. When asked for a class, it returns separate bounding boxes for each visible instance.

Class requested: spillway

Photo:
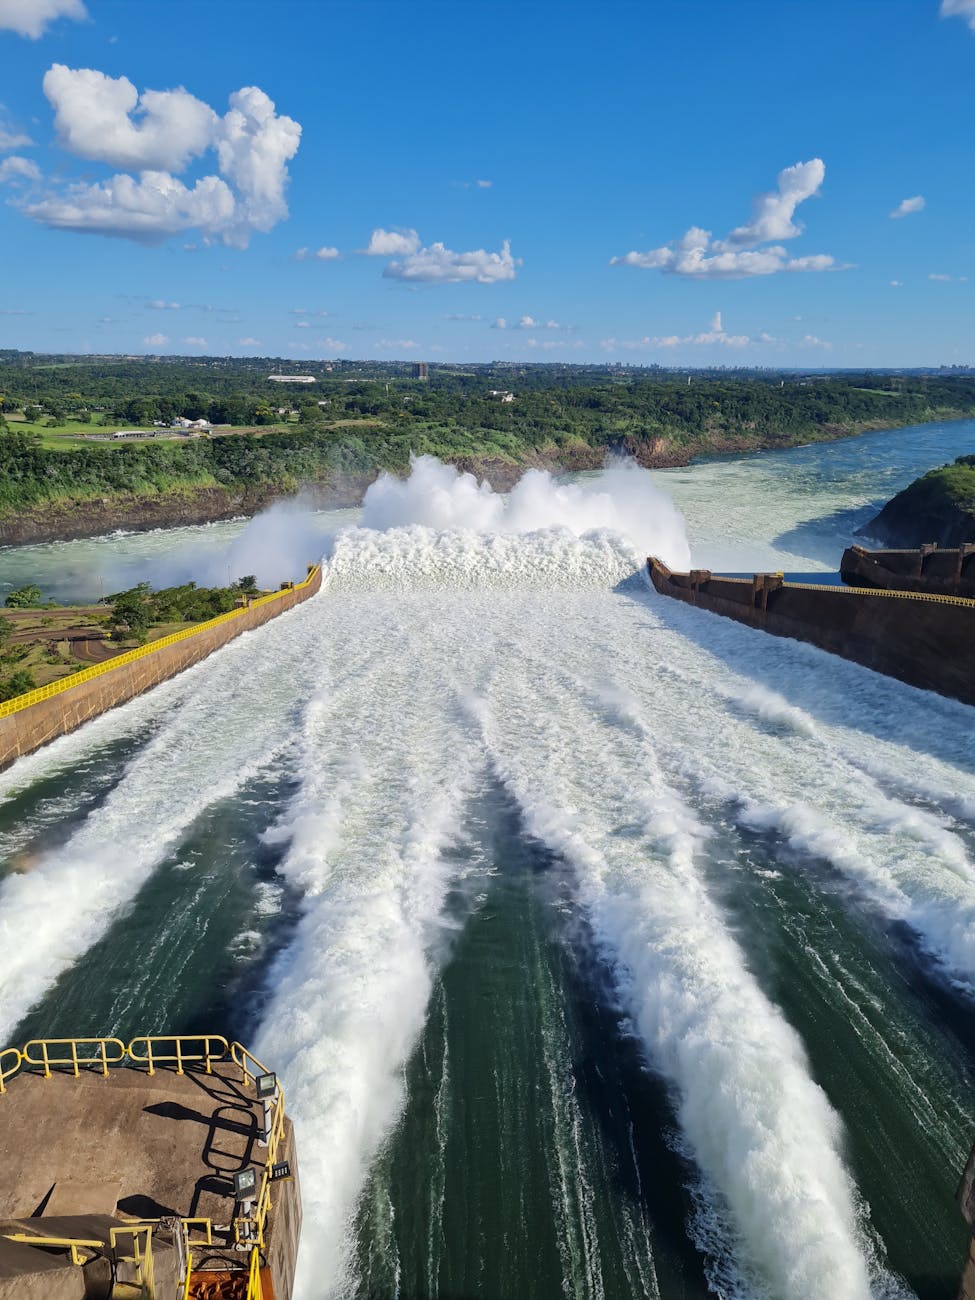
[1,452,973,1300]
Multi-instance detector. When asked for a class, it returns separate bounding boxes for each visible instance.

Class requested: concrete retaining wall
[841,543,975,598]
[0,565,322,773]
[648,558,975,707]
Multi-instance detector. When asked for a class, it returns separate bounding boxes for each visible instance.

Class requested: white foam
[359,454,691,569]
[253,642,484,1298]
[0,598,324,1041]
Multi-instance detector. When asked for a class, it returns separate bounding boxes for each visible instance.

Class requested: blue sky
[1,0,974,366]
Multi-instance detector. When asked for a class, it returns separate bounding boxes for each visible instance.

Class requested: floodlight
[256,1072,277,1100]
[233,1168,257,1199]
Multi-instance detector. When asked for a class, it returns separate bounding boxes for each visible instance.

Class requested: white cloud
[21,68,301,248]
[383,238,518,284]
[319,336,347,351]
[942,0,975,29]
[800,334,832,349]
[492,316,507,329]
[238,336,260,346]
[890,195,925,219]
[929,272,952,281]
[182,336,207,348]
[148,299,180,310]
[373,338,419,350]
[493,314,558,329]
[363,227,420,256]
[611,159,840,280]
[476,179,492,188]
[294,320,310,328]
[43,65,217,171]
[143,332,168,346]
[445,312,483,321]
[890,279,903,287]
[0,155,39,182]
[0,0,85,38]
[295,244,339,260]
[600,311,751,351]
[0,112,32,150]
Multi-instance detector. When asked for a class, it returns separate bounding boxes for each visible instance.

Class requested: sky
[1,0,974,367]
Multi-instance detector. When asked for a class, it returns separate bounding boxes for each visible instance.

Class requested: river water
[1,421,974,1300]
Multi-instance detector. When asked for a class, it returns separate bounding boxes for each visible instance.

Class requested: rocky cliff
[862,456,975,548]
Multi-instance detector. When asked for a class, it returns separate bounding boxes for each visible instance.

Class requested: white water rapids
[1,456,973,1298]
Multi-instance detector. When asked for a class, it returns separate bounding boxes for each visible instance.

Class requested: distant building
[411,362,429,380]
[268,374,317,384]
[489,389,515,403]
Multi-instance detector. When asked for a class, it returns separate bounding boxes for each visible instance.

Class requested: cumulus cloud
[295,244,338,260]
[238,336,260,346]
[0,155,39,183]
[182,336,206,348]
[601,311,756,352]
[43,64,216,171]
[383,237,518,284]
[143,332,168,346]
[930,272,952,281]
[445,312,483,321]
[373,338,419,350]
[320,336,347,351]
[890,279,903,287]
[611,159,840,279]
[890,195,925,218]
[0,0,85,38]
[942,0,975,28]
[800,334,832,349]
[20,67,301,247]
[363,227,420,256]
[148,299,180,309]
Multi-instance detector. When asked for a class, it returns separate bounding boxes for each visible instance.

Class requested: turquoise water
[0,421,973,1300]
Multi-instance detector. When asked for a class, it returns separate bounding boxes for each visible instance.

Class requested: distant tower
[411,362,429,380]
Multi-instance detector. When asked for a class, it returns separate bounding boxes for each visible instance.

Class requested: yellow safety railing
[781,579,975,607]
[0,563,321,721]
[247,1244,264,1300]
[3,1233,103,1266]
[229,1041,287,1249]
[111,1225,155,1298]
[22,1035,126,1079]
[127,1034,229,1077]
[0,1045,20,1094]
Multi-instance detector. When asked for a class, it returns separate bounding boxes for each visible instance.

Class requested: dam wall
[0,563,322,772]
[841,542,975,598]
[648,558,975,707]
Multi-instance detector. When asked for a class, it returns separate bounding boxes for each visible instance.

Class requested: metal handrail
[0,1046,21,1094]
[21,1036,126,1079]
[0,563,321,720]
[2,1233,103,1266]
[246,1244,264,1300]
[127,1034,230,1077]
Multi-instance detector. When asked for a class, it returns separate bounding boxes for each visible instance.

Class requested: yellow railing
[0,1045,20,1092]
[127,1034,229,1077]
[0,563,321,721]
[247,1244,264,1300]
[3,1233,103,1266]
[22,1035,127,1079]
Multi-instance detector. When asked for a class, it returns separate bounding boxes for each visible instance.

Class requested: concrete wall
[648,559,975,707]
[842,543,975,598]
[0,566,322,773]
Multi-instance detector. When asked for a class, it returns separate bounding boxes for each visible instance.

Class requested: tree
[5,585,42,608]
[0,669,35,702]
[106,583,154,642]
[234,575,261,597]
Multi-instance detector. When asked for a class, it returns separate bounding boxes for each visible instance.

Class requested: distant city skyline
[1,0,974,366]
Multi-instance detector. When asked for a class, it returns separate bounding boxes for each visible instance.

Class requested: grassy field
[3,413,383,451]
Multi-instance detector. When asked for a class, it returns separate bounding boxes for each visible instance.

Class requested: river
[0,419,973,1300]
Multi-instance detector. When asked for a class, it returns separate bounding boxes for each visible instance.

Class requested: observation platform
[0,1036,301,1300]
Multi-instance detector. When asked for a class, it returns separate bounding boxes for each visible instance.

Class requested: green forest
[2,352,975,523]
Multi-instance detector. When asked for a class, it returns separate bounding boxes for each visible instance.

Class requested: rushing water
[1,423,974,1300]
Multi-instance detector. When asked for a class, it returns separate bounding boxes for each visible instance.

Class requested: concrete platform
[0,1062,265,1231]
